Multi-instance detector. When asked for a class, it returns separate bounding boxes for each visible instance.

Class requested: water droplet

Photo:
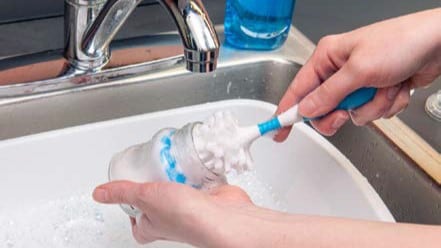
[226,81,232,95]
[5,239,14,248]
[94,210,104,223]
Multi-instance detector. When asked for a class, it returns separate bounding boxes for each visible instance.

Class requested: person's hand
[275,8,441,140]
[93,181,252,246]
[93,181,441,248]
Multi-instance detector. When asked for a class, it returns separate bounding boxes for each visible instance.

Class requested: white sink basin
[0,99,394,247]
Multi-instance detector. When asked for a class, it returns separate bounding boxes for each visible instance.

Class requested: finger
[277,60,321,114]
[132,215,157,244]
[298,62,365,118]
[94,181,183,208]
[275,35,348,141]
[93,180,141,205]
[275,54,324,146]
[277,35,350,114]
[407,73,439,89]
[349,85,401,126]
[309,110,350,136]
[209,185,252,204]
[274,67,317,142]
[273,126,291,143]
[383,83,411,118]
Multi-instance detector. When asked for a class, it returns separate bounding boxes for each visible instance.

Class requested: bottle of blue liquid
[224,0,296,50]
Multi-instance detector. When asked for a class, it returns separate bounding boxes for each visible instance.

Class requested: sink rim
[0,27,313,105]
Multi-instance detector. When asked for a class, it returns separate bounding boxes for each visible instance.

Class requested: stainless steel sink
[0,27,439,224]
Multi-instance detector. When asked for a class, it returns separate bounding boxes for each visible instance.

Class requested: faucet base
[65,0,220,75]
[65,0,109,73]
[66,55,110,74]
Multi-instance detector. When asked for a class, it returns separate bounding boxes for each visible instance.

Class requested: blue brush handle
[257,87,377,136]
[304,87,377,121]
[336,87,377,110]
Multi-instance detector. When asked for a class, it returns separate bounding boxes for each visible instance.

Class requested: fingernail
[349,110,366,126]
[349,109,358,119]
[93,188,108,202]
[387,86,401,100]
[332,115,349,129]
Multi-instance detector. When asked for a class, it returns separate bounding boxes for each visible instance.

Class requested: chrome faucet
[65,0,220,74]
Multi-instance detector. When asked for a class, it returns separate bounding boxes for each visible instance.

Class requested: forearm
[417,8,441,74]
[272,215,441,248]
[356,7,441,75]
[429,8,441,51]
[199,206,441,248]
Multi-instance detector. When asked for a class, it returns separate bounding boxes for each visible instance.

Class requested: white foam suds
[228,170,287,211]
[193,111,257,174]
[1,173,285,247]
[1,194,141,248]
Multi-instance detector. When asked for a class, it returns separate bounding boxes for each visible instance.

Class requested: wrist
[196,206,293,248]
[192,206,264,248]
[178,205,226,247]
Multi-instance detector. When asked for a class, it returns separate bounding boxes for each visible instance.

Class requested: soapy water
[1,171,286,248]
[1,195,142,248]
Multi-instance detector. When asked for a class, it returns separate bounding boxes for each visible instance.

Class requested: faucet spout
[158,0,220,72]
[76,0,220,73]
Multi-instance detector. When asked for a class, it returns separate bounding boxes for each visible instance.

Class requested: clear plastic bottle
[108,123,226,216]
[224,0,296,50]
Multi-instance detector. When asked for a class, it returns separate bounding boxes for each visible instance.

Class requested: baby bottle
[108,123,226,217]
[224,0,296,50]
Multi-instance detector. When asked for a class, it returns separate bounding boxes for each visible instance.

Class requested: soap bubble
[0,173,285,247]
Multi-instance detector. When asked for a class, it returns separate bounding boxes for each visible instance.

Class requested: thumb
[209,185,252,203]
[93,180,140,205]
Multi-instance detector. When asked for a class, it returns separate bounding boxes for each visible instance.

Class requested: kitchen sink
[0,27,439,247]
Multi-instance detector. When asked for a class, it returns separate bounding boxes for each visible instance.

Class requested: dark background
[0,0,440,57]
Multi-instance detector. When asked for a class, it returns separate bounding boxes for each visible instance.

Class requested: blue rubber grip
[336,87,377,110]
[304,87,377,121]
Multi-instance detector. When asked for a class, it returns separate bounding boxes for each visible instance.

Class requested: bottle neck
[170,123,225,189]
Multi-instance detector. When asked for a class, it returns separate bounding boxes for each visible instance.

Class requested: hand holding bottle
[93,181,252,246]
[93,180,441,247]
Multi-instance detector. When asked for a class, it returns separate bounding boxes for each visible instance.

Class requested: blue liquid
[224,0,296,50]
